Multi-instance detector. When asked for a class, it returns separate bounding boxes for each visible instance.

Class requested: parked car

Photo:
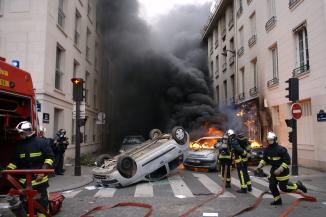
[92,126,189,187]
[120,135,145,152]
[183,136,221,171]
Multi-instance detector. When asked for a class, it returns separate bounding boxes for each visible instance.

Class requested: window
[253,60,257,88]
[85,71,90,104]
[54,108,63,136]
[93,118,96,142]
[241,68,245,94]
[0,0,4,16]
[222,46,227,71]
[210,61,214,75]
[86,28,91,60]
[216,86,220,106]
[209,36,213,54]
[267,0,276,18]
[214,28,219,46]
[55,45,64,90]
[296,26,309,68]
[87,0,92,20]
[231,75,235,102]
[239,26,244,48]
[74,10,81,46]
[237,0,243,17]
[230,38,235,51]
[95,42,98,70]
[250,13,256,36]
[223,80,227,104]
[215,55,219,75]
[94,80,97,108]
[271,46,278,79]
[73,60,79,78]
[58,0,65,28]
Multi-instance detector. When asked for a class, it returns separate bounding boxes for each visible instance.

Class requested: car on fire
[183,136,222,171]
[92,127,189,187]
[249,140,264,164]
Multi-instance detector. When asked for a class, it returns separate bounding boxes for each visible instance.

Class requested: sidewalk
[48,165,94,193]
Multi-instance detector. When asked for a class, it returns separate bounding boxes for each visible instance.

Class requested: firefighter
[227,129,250,193]
[218,134,232,188]
[53,129,69,175]
[6,121,54,216]
[237,131,252,192]
[256,132,307,205]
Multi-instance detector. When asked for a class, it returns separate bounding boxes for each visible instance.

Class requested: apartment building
[0,0,105,159]
[203,0,326,170]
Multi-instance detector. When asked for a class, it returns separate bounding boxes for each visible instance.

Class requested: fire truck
[0,57,39,194]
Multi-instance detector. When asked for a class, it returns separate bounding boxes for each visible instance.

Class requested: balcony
[222,63,227,72]
[249,87,258,96]
[74,31,80,46]
[215,39,219,49]
[221,28,226,40]
[237,46,244,57]
[58,8,65,28]
[236,6,243,18]
[247,0,253,5]
[229,56,235,65]
[248,34,257,48]
[267,77,279,88]
[265,16,277,32]
[289,0,303,9]
[238,92,245,101]
[228,18,234,30]
[292,64,310,77]
[210,47,213,55]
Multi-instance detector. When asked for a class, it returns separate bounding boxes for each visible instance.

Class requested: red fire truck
[0,57,39,194]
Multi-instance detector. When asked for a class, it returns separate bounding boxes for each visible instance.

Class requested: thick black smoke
[98,0,227,150]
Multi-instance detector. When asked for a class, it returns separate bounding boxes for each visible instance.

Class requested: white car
[92,126,189,187]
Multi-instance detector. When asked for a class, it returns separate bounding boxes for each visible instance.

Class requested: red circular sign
[291,103,302,120]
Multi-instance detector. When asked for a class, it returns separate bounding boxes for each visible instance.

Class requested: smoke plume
[98,0,228,150]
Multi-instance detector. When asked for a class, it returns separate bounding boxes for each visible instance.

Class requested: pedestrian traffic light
[288,131,293,143]
[285,78,299,102]
[71,78,84,101]
[285,119,295,143]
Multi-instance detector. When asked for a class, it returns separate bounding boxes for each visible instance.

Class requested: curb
[48,176,94,193]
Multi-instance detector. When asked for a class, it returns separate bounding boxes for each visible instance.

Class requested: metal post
[292,118,298,176]
[75,101,81,176]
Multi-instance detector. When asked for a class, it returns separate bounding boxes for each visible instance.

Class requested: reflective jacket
[7,135,54,186]
[237,136,251,162]
[260,142,290,171]
[219,143,231,159]
[229,138,247,164]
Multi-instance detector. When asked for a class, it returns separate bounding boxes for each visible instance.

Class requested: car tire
[171,126,187,145]
[117,155,137,179]
[149,129,162,140]
[95,154,112,167]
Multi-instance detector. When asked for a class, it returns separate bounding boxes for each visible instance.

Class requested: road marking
[250,176,301,199]
[134,182,154,197]
[231,177,273,198]
[203,213,219,216]
[94,187,117,198]
[62,190,82,198]
[193,173,235,197]
[168,175,194,198]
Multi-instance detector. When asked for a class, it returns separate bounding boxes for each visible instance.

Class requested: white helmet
[16,121,35,137]
[267,132,277,144]
[226,129,235,136]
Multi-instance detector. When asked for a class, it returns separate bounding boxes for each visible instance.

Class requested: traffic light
[71,78,84,101]
[288,131,293,143]
[285,78,299,102]
[285,119,295,143]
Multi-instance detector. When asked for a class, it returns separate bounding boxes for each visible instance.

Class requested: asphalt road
[56,168,326,217]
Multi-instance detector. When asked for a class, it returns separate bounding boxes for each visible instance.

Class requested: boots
[296,181,307,193]
[225,182,231,188]
[236,188,247,193]
[270,199,282,206]
[247,184,252,192]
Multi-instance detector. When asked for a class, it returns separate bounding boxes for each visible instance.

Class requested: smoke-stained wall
[98,0,231,151]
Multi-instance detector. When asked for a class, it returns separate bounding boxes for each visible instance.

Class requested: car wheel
[171,126,187,145]
[117,155,137,179]
[149,129,162,140]
[95,154,112,167]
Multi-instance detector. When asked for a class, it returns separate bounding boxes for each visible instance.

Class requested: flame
[190,138,218,150]
[207,128,224,137]
[250,140,263,149]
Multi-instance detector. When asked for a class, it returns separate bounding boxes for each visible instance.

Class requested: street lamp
[221,49,236,57]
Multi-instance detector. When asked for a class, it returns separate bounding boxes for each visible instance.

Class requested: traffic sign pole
[291,118,298,176]
[75,100,81,176]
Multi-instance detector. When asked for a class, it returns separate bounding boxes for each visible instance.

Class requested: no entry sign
[291,103,302,120]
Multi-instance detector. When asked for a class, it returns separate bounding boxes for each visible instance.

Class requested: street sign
[317,110,326,122]
[73,101,86,119]
[291,103,302,120]
[96,112,106,125]
[42,113,50,124]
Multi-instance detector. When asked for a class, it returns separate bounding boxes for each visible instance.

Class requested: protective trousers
[21,183,49,216]
[269,169,298,202]
[241,158,252,189]
[235,159,249,190]
[220,158,231,185]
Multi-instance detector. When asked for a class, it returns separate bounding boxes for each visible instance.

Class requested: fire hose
[2,169,54,217]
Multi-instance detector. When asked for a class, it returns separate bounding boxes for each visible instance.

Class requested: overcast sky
[138,0,214,24]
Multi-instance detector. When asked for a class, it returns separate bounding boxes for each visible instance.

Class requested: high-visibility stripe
[281,162,288,169]
[44,159,53,165]
[19,176,49,186]
[239,171,247,188]
[235,159,242,163]
[19,154,26,158]
[7,163,17,169]
[30,152,42,157]
[219,155,231,159]
[276,175,290,181]
[274,195,281,201]
[242,158,248,162]
[268,156,281,160]
[247,181,252,185]
[287,183,297,190]
[260,160,266,166]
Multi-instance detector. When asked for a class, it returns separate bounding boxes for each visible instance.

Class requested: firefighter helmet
[57,129,66,137]
[16,121,35,137]
[267,132,277,145]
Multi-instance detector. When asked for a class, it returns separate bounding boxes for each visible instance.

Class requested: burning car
[183,135,222,171]
[249,140,264,164]
[92,127,188,187]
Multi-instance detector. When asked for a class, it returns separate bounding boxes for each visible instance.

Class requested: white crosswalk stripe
[229,176,273,198]
[62,190,82,199]
[134,182,154,197]
[193,173,235,197]
[94,187,117,198]
[168,175,194,198]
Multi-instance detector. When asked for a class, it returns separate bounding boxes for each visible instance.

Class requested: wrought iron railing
[238,92,245,101]
[237,46,244,57]
[229,18,234,30]
[248,34,257,48]
[229,56,235,65]
[247,0,253,5]
[249,87,258,96]
[236,6,243,18]
[222,63,227,72]
[289,0,302,9]
[292,64,310,77]
[267,77,279,88]
[265,16,277,32]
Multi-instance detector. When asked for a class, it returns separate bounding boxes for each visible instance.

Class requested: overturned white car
[92,126,189,187]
